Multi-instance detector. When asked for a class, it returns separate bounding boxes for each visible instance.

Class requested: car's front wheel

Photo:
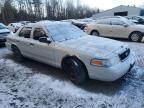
[129,32,142,42]
[11,46,24,62]
[62,57,88,84]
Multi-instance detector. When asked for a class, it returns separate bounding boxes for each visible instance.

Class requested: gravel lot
[0,41,144,108]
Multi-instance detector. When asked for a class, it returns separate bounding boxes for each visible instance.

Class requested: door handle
[30,43,34,46]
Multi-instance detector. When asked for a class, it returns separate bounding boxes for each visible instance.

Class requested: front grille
[119,48,130,61]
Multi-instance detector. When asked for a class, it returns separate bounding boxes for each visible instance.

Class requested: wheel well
[61,55,89,77]
[90,30,99,35]
[11,44,17,50]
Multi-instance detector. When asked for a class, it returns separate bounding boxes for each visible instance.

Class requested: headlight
[90,58,111,67]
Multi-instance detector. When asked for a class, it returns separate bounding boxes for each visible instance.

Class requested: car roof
[96,16,128,21]
[25,21,72,28]
[96,16,123,20]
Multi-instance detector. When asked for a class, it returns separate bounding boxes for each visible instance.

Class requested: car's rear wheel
[91,30,99,36]
[62,57,88,85]
[129,32,142,42]
[11,46,24,62]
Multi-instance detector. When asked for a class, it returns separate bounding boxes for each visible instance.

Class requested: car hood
[59,36,125,58]
[0,29,10,34]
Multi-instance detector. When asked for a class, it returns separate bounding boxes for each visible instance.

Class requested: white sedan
[6,21,135,84]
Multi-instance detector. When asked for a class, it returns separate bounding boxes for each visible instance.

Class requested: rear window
[96,19,111,25]
[19,27,32,38]
[111,19,125,25]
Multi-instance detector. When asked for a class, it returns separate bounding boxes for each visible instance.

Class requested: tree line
[0,0,100,24]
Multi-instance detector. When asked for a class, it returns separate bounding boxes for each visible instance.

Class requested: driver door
[29,28,55,65]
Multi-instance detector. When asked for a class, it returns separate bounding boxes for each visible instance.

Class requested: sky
[81,0,144,10]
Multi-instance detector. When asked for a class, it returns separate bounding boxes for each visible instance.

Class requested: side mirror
[39,37,51,44]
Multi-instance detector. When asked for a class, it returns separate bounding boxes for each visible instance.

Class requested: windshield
[0,23,6,29]
[47,23,87,42]
[126,20,135,25]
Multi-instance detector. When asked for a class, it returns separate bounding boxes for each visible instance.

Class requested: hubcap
[67,60,78,81]
[92,32,98,36]
[131,34,139,42]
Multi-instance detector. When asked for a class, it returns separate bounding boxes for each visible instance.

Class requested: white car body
[6,22,135,82]
[85,17,144,41]
[7,23,24,33]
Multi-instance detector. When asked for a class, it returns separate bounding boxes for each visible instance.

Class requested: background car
[7,23,24,33]
[126,16,144,25]
[72,20,87,30]
[78,18,96,23]
[85,16,144,42]
[6,21,135,84]
[0,23,11,45]
[18,21,31,25]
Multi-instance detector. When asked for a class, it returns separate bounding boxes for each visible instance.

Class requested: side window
[19,27,32,38]
[33,28,47,40]
[96,19,111,25]
[111,20,125,25]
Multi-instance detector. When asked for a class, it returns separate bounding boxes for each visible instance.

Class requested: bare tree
[0,0,99,24]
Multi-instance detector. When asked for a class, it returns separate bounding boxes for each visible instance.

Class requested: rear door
[96,19,113,37]
[28,28,55,65]
[15,27,33,57]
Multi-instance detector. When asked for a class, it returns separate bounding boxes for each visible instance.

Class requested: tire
[91,31,99,36]
[129,32,142,42]
[12,46,24,62]
[62,57,88,85]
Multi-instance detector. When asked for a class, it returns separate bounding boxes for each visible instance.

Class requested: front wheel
[91,31,99,36]
[129,32,142,42]
[62,57,88,85]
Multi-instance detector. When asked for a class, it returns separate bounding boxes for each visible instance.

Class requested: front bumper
[87,52,135,81]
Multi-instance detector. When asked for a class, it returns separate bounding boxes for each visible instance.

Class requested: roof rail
[96,16,123,20]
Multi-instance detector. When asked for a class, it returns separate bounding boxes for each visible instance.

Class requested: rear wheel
[62,57,88,85]
[91,31,99,36]
[129,32,142,42]
[11,46,24,62]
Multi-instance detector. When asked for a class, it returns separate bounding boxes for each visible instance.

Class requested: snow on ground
[0,41,144,108]
[127,42,144,67]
